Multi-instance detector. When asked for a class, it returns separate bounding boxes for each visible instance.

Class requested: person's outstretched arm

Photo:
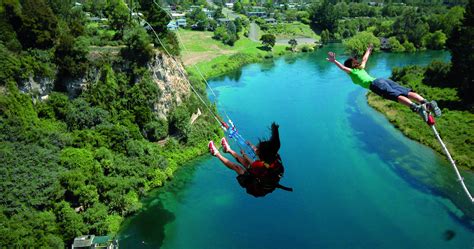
[360,44,374,69]
[326,52,351,73]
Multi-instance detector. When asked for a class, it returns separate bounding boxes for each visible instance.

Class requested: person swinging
[208,122,292,197]
[327,44,442,122]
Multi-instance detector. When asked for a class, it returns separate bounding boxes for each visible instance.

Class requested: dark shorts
[369,78,412,102]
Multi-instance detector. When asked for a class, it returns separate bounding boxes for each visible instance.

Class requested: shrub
[423,60,451,87]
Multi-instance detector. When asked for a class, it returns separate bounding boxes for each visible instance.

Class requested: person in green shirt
[327,44,442,122]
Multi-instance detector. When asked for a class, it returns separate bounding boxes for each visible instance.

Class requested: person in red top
[208,122,291,197]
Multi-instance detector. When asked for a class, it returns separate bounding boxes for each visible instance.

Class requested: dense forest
[0,0,220,247]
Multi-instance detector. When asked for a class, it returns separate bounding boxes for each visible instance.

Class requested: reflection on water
[118,159,203,247]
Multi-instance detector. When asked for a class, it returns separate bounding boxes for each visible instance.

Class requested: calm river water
[119,45,474,248]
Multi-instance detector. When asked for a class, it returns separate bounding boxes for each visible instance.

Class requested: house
[217,18,232,25]
[71,235,118,249]
[203,9,215,18]
[167,21,178,30]
[176,18,187,27]
[225,2,234,8]
[132,12,144,18]
[380,37,390,50]
[171,12,185,19]
[247,11,267,18]
[265,18,277,25]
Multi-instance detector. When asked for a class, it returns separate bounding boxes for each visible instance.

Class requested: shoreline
[367,92,473,171]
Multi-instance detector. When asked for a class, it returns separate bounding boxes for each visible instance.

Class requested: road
[248,22,259,41]
[276,37,317,45]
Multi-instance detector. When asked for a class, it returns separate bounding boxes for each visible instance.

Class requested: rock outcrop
[149,52,191,119]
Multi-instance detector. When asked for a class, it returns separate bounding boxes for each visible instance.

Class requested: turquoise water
[119,46,474,248]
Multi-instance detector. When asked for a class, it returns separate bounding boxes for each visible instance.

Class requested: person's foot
[208,141,219,156]
[221,137,230,153]
[415,104,429,122]
[427,100,442,117]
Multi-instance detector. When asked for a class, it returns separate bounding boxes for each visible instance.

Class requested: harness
[248,155,292,192]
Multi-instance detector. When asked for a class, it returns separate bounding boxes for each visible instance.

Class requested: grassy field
[176,29,289,79]
[367,68,474,170]
[265,22,320,40]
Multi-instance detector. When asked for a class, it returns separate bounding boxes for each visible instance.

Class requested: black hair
[257,122,280,163]
[344,57,361,69]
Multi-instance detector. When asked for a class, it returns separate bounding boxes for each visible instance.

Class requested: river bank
[366,64,473,170]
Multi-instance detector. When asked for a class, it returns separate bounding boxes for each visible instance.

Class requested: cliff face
[149,52,191,119]
[20,51,191,119]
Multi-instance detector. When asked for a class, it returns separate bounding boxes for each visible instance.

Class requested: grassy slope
[367,72,474,169]
[176,29,288,78]
[266,22,321,40]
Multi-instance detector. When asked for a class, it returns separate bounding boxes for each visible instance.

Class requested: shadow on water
[346,91,439,195]
[210,68,243,82]
[118,158,206,248]
[119,201,175,248]
[345,90,474,227]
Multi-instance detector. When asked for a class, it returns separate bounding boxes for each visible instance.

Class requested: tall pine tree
[447,0,473,106]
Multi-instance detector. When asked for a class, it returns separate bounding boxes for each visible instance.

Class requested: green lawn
[176,29,288,79]
[265,22,320,40]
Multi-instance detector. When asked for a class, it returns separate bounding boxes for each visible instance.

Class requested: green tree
[422,30,447,49]
[321,29,330,44]
[388,37,405,52]
[143,119,168,141]
[54,34,90,81]
[55,201,87,242]
[82,203,109,235]
[187,8,209,31]
[105,0,129,37]
[288,38,297,51]
[17,0,59,49]
[343,31,380,57]
[169,105,190,140]
[260,34,276,50]
[0,44,20,84]
[146,1,170,36]
[311,0,340,32]
[64,98,110,130]
[393,8,429,47]
[447,0,473,104]
[121,25,154,67]
[423,60,451,87]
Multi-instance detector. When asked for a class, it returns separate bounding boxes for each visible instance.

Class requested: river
[119,45,474,248]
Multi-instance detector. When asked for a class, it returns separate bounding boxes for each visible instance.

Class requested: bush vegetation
[0,0,219,247]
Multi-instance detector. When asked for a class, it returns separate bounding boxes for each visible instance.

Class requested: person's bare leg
[215,152,246,175]
[225,147,251,168]
[397,95,414,108]
[407,92,425,103]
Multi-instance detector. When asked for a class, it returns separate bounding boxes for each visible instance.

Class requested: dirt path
[248,22,259,42]
[276,37,317,45]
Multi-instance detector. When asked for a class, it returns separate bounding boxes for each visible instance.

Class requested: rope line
[152,0,233,122]
[128,3,255,155]
[430,125,474,202]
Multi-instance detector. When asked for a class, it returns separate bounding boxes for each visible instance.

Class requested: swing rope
[128,3,256,157]
[430,125,474,202]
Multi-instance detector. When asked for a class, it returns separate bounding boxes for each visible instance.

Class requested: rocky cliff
[20,51,191,119]
[149,52,191,119]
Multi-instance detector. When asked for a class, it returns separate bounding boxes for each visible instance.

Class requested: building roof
[92,236,110,245]
[73,235,94,248]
